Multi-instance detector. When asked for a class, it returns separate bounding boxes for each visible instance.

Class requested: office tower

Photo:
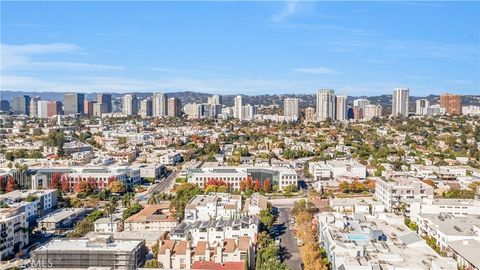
[12,95,30,115]
[316,89,335,121]
[364,104,382,120]
[415,99,429,115]
[353,99,369,117]
[29,96,40,117]
[63,93,85,115]
[97,93,112,113]
[140,99,153,118]
[37,100,49,118]
[47,101,62,117]
[123,94,138,116]
[242,104,256,120]
[234,95,243,120]
[93,103,108,117]
[439,93,462,115]
[391,88,409,117]
[167,97,182,117]
[0,100,10,112]
[352,106,363,121]
[84,100,95,117]
[152,92,167,117]
[283,98,299,118]
[304,107,316,123]
[208,95,222,105]
[335,95,347,121]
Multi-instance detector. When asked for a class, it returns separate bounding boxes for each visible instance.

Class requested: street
[270,198,304,270]
[135,170,177,202]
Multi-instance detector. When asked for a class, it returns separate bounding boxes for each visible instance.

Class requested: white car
[275,237,281,244]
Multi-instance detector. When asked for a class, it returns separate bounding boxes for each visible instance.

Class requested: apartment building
[0,189,57,223]
[242,193,268,216]
[37,208,87,231]
[170,216,259,247]
[406,198,480,222]
[123,204,177,233]
[94,216,123,233]
[0,208,29,260]
[309,159,367,181]
[317,212,457,270]
[184,193,242,223]
[158,237,252,270]
[375,177,434,211]
[30,235,147,269]
[187,166,298,191]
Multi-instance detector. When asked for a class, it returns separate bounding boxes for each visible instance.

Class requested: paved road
[136,171,177,202]
[275,207,302,270]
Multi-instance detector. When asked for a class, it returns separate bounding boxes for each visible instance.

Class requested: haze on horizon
[1,1,479,96]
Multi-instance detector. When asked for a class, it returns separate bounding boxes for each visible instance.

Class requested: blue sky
[1,1,479,96]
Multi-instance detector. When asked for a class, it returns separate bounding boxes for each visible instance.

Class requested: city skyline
[1,1,479,96]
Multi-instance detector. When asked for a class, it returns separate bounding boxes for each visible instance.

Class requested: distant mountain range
[1,90,479,111]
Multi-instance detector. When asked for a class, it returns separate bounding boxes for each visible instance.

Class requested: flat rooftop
[35,237,142,252]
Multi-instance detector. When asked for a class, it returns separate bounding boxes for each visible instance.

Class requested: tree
[123,202,143,219]
[69,219,93,237]
[61,176,70,193]
[239,180,246,192]
[6,176,16,192]
[74,181,90,193]
[50,172,62,190]
[246,176,253,190]
[254,179,261,192]
[259,209,275,230]
[170,183,203,220]
[0,176,7,193]
[143,260,159,268]
[108,180,126,193]
[263,179,271,193]
[86,210,104,222]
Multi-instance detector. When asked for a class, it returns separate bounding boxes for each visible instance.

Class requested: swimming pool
[346,234,369,241]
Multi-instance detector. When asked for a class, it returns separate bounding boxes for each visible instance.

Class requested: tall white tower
[335,95,347,121]
[152,92,167,117]
[123,94,138,116]
[234,95,243,120]
[284,98,299,119]
[316,89,335,121]
[392,88,410,117]
[415,99,429,115]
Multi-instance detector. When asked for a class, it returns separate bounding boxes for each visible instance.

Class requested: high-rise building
[352,106,363,121]
[84,100,96,117]
[0,100,10,112]
[415,99,430,115]
[184,103,202,119]
[152,93,167,117]
[353,99,369,118]
[208,95,222,105]
[123,94,138,116]
[283,98,299,118]
[427,105,446,116]
[167,97,182,117]
[93,103,108,117]
[140,99,153,118]
[37,100,49,118]
[242,104,256,120]
[234,95,243,120]
[439,93,462,115]
[29,96,40,117]
[12,95,30,115]
[335,95,347,121]
[364,104,382,120]
[63,93,85,115]
[97,93,112,113]
[391,88,409,117]
[304,107,316,123]
[47,101,63,117]
[316,89,335,121]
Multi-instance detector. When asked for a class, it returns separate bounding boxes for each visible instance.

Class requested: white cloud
[1,43,123,71]
[293,67,338,74]
[271,1,299,23]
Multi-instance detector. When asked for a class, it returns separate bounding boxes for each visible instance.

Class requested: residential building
[37,100,49,118]
[406,198,480,222]
[448,239,480,270]
[234,95,243,120]
[123,94,138,116]
[283,98,299,119]
[316,89,335,121]
[168,97,182,117]
[63,93,85,115]
[83,99,95,116]
[392,88,409,117]
[30,235,147,269]
[93,102,108,117]
[335,95,347,121]
[153,92,168,117]
[29,96,40,117]
[184,193,242,223]
[427,104,446,115]
[242,193,268,216]
[241,104,256,120]
[309,160,367,181]
[47,101,62,117]
[440,93,462,115]
[352,106,363,120]
[375,177,434,211]
[462,105,480,116]
[140,98,153,118]
[208,95,222,105]
[97,93,112,113]
[124,204,177,233]
[94,216,123,233]
[353,98,369,117]
[36,208,86,231]
[0,208,29,260]
[304,107,316,122]
[0,189,58,223]
[0,100,10,112]
[416,99,430,115]
[363,104,382,120]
